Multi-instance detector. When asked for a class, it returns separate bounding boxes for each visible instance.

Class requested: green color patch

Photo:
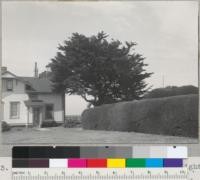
[126,158,146,167]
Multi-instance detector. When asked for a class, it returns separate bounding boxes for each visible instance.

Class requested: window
[45,104,54,119]
[29,94,38,100]
[25,84,32,91]
[10,102,20,119]
[6,79,13,91]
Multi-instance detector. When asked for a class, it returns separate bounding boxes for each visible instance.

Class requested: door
[33,107,40,127]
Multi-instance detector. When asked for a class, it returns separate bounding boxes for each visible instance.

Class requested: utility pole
[34,62,39,78]
[162,75,165,88]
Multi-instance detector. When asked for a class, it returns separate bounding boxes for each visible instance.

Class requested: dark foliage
[41,121,59,128]
[1,121,11,132]
[48,31,152,106]
[39,71,52,79]
[144,85,198,99]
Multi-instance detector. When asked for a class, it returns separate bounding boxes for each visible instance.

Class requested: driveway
[2,126,198,144]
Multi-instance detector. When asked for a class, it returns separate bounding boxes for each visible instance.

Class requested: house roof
[1,70,55,93]
[24,99,46,107]
[20,77,54,93]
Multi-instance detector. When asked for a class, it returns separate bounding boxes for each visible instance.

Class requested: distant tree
[144,85,198,99]
[47,31,152,106]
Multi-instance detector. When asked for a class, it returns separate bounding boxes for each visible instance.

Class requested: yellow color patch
[107,159,126,168]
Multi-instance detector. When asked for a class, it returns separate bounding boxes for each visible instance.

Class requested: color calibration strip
[13,158,183,168]
[12,146,187,158]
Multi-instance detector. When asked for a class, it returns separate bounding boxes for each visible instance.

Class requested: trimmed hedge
[82,94,199,138]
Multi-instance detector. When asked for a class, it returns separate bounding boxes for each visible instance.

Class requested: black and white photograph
[1,1,199,144]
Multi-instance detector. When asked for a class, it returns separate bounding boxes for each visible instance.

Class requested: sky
[2,1,198,115]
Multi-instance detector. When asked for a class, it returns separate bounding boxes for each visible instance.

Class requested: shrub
[64,116,81,128]
[144,85,198,99]
[64,120,82,128]
[1,121,11,132]
[41,121,59,127]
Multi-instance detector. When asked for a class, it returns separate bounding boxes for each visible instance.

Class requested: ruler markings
[12,168,187,180]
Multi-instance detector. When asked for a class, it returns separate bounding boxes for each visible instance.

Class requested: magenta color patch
[68,159,86,168]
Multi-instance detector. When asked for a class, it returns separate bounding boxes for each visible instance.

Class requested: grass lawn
[2,126,198,144]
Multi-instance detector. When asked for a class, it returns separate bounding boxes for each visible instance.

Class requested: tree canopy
[48,31,152,106]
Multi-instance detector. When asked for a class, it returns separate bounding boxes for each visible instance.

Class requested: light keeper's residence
[1,65,65,127]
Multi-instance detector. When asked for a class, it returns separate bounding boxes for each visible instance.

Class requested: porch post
[26,107,30,128]
[39,108,42,128]
[39,106,45,128]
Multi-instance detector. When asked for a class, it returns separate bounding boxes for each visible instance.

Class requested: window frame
[29,94,38,100]
[6,79,13,91]
[45,104,54,120]
[10,101,20,119]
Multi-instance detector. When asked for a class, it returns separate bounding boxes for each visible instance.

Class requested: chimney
[34,62,38,78]
[1,66,7,74]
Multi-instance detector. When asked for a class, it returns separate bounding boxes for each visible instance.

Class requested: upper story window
[29,94,38,100]
[6,79,13,91]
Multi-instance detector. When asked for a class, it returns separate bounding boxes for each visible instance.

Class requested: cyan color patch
[145,158,163,167]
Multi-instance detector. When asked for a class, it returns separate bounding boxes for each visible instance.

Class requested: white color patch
[167,146,188,158]
[49,159,67,168]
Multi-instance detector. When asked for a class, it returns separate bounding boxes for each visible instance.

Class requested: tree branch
[81,94,96,103]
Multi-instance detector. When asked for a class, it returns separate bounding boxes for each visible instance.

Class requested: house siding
[2,93,64,125]
[2,73,30,125]
[37,94,64,123]
[2,79,25,94]
[2,71,64,126]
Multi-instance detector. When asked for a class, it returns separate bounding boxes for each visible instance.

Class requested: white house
[1,66,65,127]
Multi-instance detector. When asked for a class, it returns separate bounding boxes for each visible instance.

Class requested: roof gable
[1,70,55,94]
[2,71,18,78]
[2,71,31,85]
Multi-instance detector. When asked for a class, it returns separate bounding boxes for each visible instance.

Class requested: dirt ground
[2,126,198,144]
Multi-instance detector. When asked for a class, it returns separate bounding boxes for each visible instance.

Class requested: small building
[1,65,65,127]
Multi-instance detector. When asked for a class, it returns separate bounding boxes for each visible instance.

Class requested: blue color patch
[145,158,163,167]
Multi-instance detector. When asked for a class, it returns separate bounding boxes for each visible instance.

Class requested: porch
[24,100,54,127]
